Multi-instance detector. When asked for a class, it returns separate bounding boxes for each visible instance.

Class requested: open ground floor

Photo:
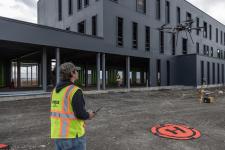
[0,88,225,150]
[1,40,225,93]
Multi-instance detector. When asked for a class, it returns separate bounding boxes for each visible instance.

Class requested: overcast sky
[0,0,224,25]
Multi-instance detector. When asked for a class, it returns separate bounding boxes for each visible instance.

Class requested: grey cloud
[15,0,37,8]
[186,0,225,24]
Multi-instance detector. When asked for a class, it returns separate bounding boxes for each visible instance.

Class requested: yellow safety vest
[50,85,85,139]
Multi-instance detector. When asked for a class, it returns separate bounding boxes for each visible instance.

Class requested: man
[51,62,95,150]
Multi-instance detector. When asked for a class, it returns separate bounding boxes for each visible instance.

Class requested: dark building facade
[0,0,225,91]
[37,0,225,87]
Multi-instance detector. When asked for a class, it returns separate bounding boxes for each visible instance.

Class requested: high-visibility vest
[50,84,85,139]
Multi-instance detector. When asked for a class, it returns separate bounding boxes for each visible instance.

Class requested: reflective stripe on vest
[51,85,84,139]
[51,112,78,120]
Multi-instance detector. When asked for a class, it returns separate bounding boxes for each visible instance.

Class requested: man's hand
[88,111,95,120]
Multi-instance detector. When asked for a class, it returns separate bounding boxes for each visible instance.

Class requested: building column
[31,65,33,85]
[56,48,60,85]
[26,66,29,85]
[14,62,17,86]
[38,63,42,87]
[96,53,101,91]
[102,53,106,90]
[147,58,151,87]
[140,71,145,84]
[17,59,21,88]
[126,56,130,89]
[85,64,88,88]
[42,48,47,91]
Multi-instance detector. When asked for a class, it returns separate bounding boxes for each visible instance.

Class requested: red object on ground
[0,144,9,149]
[151,123,201,140]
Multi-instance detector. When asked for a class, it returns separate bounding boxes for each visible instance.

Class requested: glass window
[165,1,170,24]
[136,0,146,14]
[117,17,123,47]
[145,26,150,51]
[132,22,138,49]
[58,0,62,21]
[78,21,86,33]
[156,0,161,20]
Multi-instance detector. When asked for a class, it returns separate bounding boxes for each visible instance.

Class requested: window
[212,63,215,84]
[207,46,209,56]
[58,0,62,21]
[159,31,164,53]
[117,17,123,47]
[224,32,225,45]
[209,25,212,40]
[203,45,209,56]
[211,47,214,57]
[78,21,86,33]
[77,0,82,10]
[217,49,220,58]
[68,0,73,15]
[186,12,192,27]
[221,31,223,45]
[165,1,170,24]
[196,42,200,54]
[136,0,146,14]
[167,61,170,86]
[218,63,220,84]
[157,59,161,86]
[182,38,188,54]
[196,17,199,35]
[156,0,161,20]
[92,15,97,36]
[66,27,70,31]
[201,61,204,85]
[216,28,218,43]
[177,7,180,24]
[203,45,207,55]
[222,64,224,84]
[84,0,89,7]
[172,34,176,55]
[186,12,192,21]
[220,50,223,59]
[132,22,138,49]
[203,22,207,38]
[145,26,150,51]
[207,62,210,84]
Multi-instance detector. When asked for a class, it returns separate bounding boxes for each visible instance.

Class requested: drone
[157,19,205,46]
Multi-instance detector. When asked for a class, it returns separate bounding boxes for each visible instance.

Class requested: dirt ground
[0,88,225,150]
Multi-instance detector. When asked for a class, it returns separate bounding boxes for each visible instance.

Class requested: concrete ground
[0,88,225,150]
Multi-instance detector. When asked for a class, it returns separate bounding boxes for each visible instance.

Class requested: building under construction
[0,0,225,92]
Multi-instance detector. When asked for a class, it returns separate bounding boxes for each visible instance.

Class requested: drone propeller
[191,27,205,31]
[183,19,194,24]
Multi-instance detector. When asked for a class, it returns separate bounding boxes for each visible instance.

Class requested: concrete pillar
[56,48,60,84]
[31,65,33,85]
[96,53,101,90]
[38,63,41,87]
[126,56,130,89]
[147,58,151,87]
[42,48,47,91]
[85,64,88,88]
[132,71,136,85]
[140,71,145,84]
[102,53,106,90]
[14,62,17,85]
[26,66,28,85]
[17,59,21,88]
